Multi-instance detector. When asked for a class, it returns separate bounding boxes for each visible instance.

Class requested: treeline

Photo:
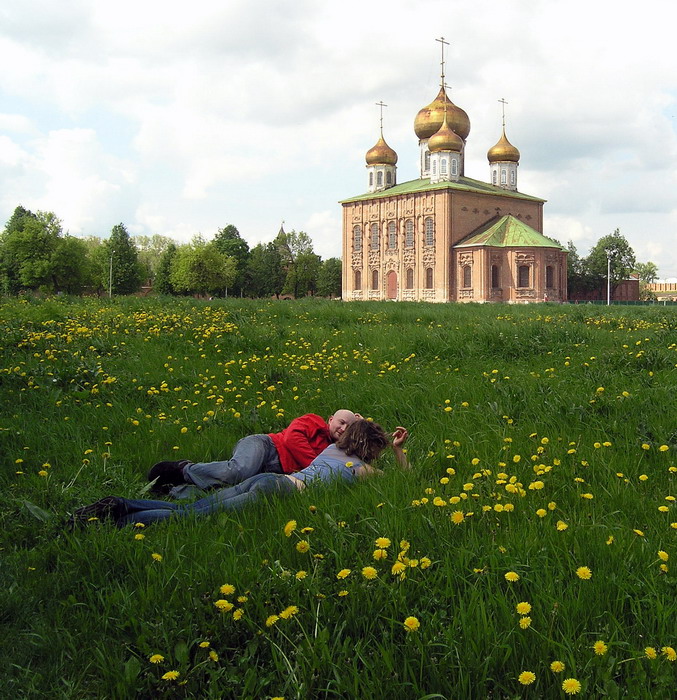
[0,206,342,298]
[565,229,658,300]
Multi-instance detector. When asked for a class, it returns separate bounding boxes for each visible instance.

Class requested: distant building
[341,56,567,303]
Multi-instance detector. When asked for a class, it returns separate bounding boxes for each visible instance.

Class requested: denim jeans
[117,472,297,527]
[170,434,282,499]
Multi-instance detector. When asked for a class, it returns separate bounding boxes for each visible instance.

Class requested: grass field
[1,296,675,699]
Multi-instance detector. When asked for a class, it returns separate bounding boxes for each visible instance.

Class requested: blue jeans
[170,434,282,499]
[117,472,297,527]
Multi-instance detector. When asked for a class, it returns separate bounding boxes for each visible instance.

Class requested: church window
[405,220,414,248]
[370,223,379,251]
[387,221,397,250]
[491,264,500,289]
[425,217,434,246]
[354,269,362,290]
[451,158,458,176]
[369,172,373,187]
[432,160,437,175]
[406,268,414,289]
[386,171,392,185]
[518,264,530,288]
[425,267,433,289]
[510,170,516,185]
[371,269,379,290]
[377,171,383,187]
[353,225,362,252]
[441,158,447,175]
[424,150,430,171]
[462,265,472,288]
[546,265,554,288]
[500,169,507,185]
[492,170,497,185]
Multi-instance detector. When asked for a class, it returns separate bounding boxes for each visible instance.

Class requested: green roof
[340,176,545,204]
[455,215,565,249]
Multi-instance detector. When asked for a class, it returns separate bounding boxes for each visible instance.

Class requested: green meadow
[1,296,675,699]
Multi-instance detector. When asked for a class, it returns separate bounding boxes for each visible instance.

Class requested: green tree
[134,234,176,283]
[586,229,636,291]
[213,224,250,296]
[275,229,316,298]
[50,236,90,294]
[104,224,144,295]
[317,257,342,297]
[154,243,178,295]
[246,242,285,298]
[169,236,236,296]
[634,261,658,283]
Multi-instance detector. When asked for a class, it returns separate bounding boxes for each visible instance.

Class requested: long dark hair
[336,420,388,463]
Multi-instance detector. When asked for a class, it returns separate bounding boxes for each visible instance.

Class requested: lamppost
[606,251,612,306]
[109,249,115,298]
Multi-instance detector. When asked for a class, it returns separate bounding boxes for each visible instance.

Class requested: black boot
[67,496,126,528]
[147,460,193,493]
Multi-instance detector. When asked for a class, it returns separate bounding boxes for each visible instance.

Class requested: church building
[340,54,567,303]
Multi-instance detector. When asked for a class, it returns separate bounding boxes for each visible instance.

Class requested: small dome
[487,129,520,163]
[428,116,463,153]
[414,86,470,141]
[365,135,398,166]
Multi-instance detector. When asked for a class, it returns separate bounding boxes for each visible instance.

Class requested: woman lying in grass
[70,420,409,528]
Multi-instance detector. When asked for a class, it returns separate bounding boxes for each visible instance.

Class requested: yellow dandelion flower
[658,444,669,452]
[556,520,568,531]
[265,614,279,627]
[209,650,219,662]
[562,677,582,694]
[134,533,145,540]
[593,640,608,655]
[518,671,535,685]
[658,550,669,561]
[576,566,592,580]
[295,540,310,553]
[283,520,297,537]
[233,608,244,620]
[295,570,307,580]
[361,566,378,580]
[199,641,210,648]
[161,671,179,681]
[214,599,233,612]
[519,616,532,629]
[149,654,164,664]
[451,510,465,525]
[279,605,299,619]
[550,660,565,673]
[645,646,657,659]
[505,571,520,582]
[373,548,388,561]
[606,535,614,545]
[220,583,235,595]
[633,529,645,537]
[336,568,351,580]
[151,553,163,562]
[391,561,407,575]
[420,556,432,569]
[536,508,547,518]
[403,616,420,632]
[662,646,676,661]
[516,602,532,615]
[338,589,349,597]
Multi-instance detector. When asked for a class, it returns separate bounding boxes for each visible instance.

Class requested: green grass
[1,296,676,698]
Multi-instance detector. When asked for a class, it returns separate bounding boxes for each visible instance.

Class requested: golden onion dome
[428,116,463,153]
[414,87,470,141]
[487,128,520,163]
[365,134,398,166]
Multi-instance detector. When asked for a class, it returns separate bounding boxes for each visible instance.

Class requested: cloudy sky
[2,0,676,279]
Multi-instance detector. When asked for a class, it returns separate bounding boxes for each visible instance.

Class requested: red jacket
[269,413,331,474]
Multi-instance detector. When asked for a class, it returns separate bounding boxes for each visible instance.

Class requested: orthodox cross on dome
[498,97,508,129]
[436,36,449,87]
[375,100,388,135]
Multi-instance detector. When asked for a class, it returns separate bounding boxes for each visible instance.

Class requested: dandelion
[519,616,532,629]
[556,520,568,531]
[149,654,164,664]
[373,548,388,561]
[606,535,614,545]
[659,444,669,452]
[199,641,210,648]
[403,616,420,632]
[295,570,307,580]
[233,609,244,620]
[209,650,219,662]
[536,508,547,518]
[161,671,180,681]
[391,561,407,575]
[336,568,351,580]
[550,660,565,673]
[662,646,676,661]
[576,566,592,580]
[265,614,279,627]
[658,550,669,561]
[633,529,645,537]
[295,540,310,553]
[151,553,163,562]
[362,566,378,580]
[279,605,299,619]
[593,640,608,655]
[338,590,349,597]
[220,583,235,595]
[505,571,520,582]
[645,646,657,659]
[214,599,233,612]
[517,671,536,685]
[451,510,465,524]
[284,520,297,537]
[134,533,145,540]
[562,678,582,695]
[516,602,532,615]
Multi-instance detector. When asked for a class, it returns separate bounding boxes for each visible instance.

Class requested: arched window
[376,171,383,187]
[518,265,530,288]
[406,268,414,289]
[546,265,554,288]
[353,225,362,252]
[463,265,472,288]
[370,223,379,251]
[386,171,392,185]
[491,264,500,289]
[405,220,414,248]
[425,267,433,289]
[369,172,373,186]
[424,151,430,171]
[492,170,497,185]
[425,218,434,246]
[371,269,379,290]
[440,158,447,175]
[388,221,397,250]
[451,158,458,176]
[510,170,516,185]
[500,169,507,185]
[354,269,362,290]
[432,159,437,175]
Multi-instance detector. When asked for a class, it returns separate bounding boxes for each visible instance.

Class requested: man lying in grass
[71,421,409,528]
[147,409,360,498]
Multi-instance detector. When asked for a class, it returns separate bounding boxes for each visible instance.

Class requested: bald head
[327,409,357,441]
